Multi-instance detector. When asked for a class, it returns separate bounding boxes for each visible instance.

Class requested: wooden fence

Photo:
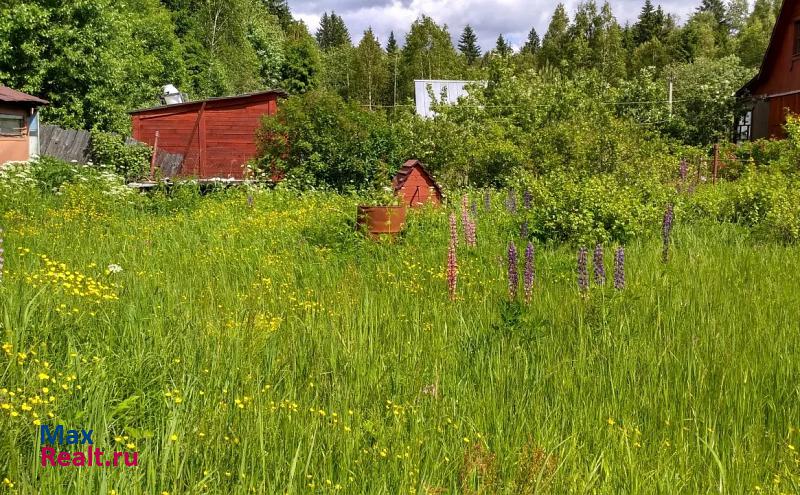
[39,124,185,177]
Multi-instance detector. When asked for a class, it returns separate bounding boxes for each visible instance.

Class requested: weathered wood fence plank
[39,124,185,177]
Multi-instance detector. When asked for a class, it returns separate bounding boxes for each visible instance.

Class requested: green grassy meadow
[1,188,800,494]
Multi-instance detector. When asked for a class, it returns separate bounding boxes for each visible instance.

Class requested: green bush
[254,90,405,191]
[686,170,800,243]
[89,131,151,180]
[511,170,673,244]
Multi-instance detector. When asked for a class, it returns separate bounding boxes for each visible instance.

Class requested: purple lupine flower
[0,228,4,282]
[247,193,254,207]
[461,194,470,236]
[471,200,478,217]
[447,213,458,300]
[520,221,528,239]
[593,243,605,285]
[523,189,532,209]
[577,247,589,292]
[507,241,518,300]
[484,190,491,211]
[679,159,688,181]
[614,246,625,290]
[506,189,517,214]
[662,203,674,263]
[465,217,477,248]
[524,242,535,303]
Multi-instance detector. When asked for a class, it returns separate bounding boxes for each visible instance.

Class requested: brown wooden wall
[131,94,279,178]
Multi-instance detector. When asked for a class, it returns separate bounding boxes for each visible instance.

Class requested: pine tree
[522,27,540,55]
[540,4,570,67]
[698,0,729,32]
[316,11,351,50]
[386,31,398,54]
[495,34,512,57]
[263,0,292,30]
[633,0,667,45]
[281,21,321,93]
[458,25,482,64]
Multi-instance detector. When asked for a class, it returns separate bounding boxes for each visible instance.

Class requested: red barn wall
[399,167,441,206]
[748,0,800,138]
[131,93,279,179]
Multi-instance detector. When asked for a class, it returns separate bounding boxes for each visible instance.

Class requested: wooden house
[130,89,286,178]
[392,159,443,206]
[736,0,800,140]
[0,85,48,163]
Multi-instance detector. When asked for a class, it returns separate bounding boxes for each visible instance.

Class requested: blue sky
[289,0,701,51]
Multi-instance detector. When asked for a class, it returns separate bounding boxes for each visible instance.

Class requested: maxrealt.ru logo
[40,425,138,467]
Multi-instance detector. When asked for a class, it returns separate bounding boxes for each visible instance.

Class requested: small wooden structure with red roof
[0,85,48,163]
[392,159,443,207]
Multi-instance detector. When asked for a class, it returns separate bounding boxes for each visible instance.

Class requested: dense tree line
[0,0,778,137]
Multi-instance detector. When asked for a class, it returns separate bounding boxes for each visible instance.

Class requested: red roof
[0,85,48,105]
[128,89,287,115]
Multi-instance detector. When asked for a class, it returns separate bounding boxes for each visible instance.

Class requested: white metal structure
[161,84,185,105]
[413,79,484,118]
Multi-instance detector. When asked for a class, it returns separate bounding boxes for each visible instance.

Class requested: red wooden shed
[736,0,800,139]
[129,89,286,178]
[392,159,443,206]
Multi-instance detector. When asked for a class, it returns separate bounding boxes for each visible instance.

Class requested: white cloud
[290,0,700,50]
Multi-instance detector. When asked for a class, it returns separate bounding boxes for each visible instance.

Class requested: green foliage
[89,132,151,180]
[398,16,463,101]
[255,90,404,190]
[281,21,322,94]
[514,170,672,244]
[352,29,389,109]
[316,12,351,50]
[458,25,482,65]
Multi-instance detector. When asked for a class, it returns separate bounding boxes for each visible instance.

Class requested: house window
[0,114,24,137]
[736,111,752,142]
[795,21,800,55]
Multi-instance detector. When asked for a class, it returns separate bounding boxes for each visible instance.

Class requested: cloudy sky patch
[290,0,700,50]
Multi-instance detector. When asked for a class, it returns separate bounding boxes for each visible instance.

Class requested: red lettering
[123,452,138,467]
[41,446,56,466]
[113,452,123,466]
[72,452,86,467]
[57,452,71,467]
[93,449,104,466]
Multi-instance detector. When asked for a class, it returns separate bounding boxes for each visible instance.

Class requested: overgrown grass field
[1,186,800,494]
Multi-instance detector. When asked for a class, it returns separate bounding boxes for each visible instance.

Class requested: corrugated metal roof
[129,89,288,114]
[0,85,49,105]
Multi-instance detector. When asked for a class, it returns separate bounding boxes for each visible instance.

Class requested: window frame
[794,20,800,57]
[0,113,25,137]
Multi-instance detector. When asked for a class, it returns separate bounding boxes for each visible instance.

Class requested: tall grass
[1,187,799,494]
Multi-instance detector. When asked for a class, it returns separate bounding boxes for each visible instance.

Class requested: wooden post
[150,130,159,181]
[712,143,719,184]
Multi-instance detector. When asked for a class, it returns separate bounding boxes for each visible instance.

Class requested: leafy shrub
[29,156,73,190]
[90,131,151,180]
[512,170,673,244]
[255,90,405,191]
[686,170,800,242]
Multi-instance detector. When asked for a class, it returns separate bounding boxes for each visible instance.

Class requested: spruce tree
[316,11,351,50]
[541,4,570,66]
[386,31,399,54]
[263,0,292,30]
[522,27,540,55]
[458,25,482,64]
[495,34,512,57]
